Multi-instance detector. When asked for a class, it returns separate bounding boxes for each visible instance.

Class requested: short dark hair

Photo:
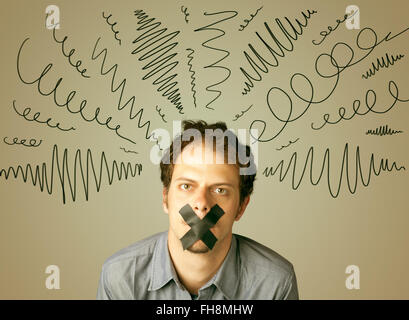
[159,120,256,204]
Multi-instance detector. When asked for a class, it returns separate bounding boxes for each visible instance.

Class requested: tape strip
[179,203,225,250]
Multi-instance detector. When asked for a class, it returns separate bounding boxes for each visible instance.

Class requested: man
[97,120,299,300]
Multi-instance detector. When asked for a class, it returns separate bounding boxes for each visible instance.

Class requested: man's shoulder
[234,234,295,278]
[102,231,165,270]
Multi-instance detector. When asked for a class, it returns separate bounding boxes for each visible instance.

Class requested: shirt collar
[211,234,240,299]
[148,231,180,291]
[148,231,240,299]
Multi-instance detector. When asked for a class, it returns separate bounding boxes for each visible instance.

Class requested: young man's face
[163,141,249,254]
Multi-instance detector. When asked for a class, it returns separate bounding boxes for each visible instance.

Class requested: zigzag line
[194,10,238,110]
[263,143,405,198]
[132,9,184,114]
[186,48,198,108]
[0,145,142,204]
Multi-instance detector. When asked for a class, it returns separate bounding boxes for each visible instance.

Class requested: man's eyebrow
[174,177,236,188]
[174,177,198,183]
[210,183,235,188]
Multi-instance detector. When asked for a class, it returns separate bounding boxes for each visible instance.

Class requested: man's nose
[192,187,212,219]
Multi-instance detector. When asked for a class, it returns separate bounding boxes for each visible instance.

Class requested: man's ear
[162,187,169,214]
[235,196,250,221]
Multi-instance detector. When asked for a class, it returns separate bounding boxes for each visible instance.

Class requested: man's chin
[186,241,211,254]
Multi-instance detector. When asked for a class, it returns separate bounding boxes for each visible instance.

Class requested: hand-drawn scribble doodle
[186,48,198,108]
[262,143,405,198]
[194,10,238,110]
[102,11,122,45]
[250,26,409,143]
[120,147,139,155]
[132,9,184,114]
[240,9,317,95]
[3,137,42,147]
[90,38,159,145]
[276,138,300,151]
[17,38,136,144]
[238,6,263,31]
[311,11,359,45]
[232,104,253,121]
[361,53,405,80]
[366,125,403,136]
[0,145,143,204]
[51,27,90,78]
[155,105,167,123]
[181,6,190,23]
[12,100,76,132]
[311,80,408,130]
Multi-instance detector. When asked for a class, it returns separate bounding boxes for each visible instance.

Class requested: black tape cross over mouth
[179,203,225,250]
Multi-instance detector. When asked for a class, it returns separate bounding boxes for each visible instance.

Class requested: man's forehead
[177,140,236,165]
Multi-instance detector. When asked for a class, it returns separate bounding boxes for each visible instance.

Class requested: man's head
[160,120,256,254]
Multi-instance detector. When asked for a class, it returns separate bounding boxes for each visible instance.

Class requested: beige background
[0,0,408,299]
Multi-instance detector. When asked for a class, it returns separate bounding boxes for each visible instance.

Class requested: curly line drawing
[186,48,198,108]
[263,143,405,198]
[0,145,142,204]
[194,10,238,110]
[362,53,405,80]
[276,138,300,151]
[132,9,184,114]
[366,125,403,136]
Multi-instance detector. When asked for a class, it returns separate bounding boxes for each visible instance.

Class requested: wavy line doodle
[276,138,299,151]
[250,27,409,143]
[51,27,90,78]
[238,6,263,31]
[232,104,253,121]
[155,105,167,123]
[90,37,160,145]
[3,136,42,147]
[17,38,135,144]
[311,80,409,131]
[102,11,122,45]
[181,6,190,23]
[240,9,317,95]
[262,143,405,198]
[194,10,238,110]
[132,9,184,114]
[0,145,143,204]
[366,125,403,136]
[362,53,405,80]
[12,100,76,132]
[311,10,359,46]
[186,48,198,108]
[120,147,139,155]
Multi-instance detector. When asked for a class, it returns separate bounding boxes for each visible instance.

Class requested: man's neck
[167,231,232,295]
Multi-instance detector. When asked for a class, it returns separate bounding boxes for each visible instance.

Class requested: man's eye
[180,184,191,191]
[215,188,226,195]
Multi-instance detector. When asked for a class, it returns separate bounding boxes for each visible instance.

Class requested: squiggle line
[0,145,142,204]
[132,9,184,114]
[240,9,317,95]
[194,10,238,110]
[362,53,405,80]
[366,125,403,136]
[276,138,299,151]
[263,143,405,198]
[120,147,139,154]
[186,48,198,108]
[91,37,159,145]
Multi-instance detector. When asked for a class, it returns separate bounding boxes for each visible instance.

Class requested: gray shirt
[96,231,299,300]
